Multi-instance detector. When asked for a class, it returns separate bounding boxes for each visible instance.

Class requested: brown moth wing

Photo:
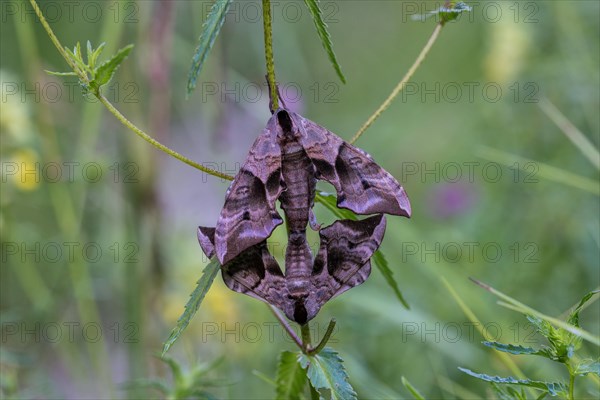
[290,111,411,217]
[214,119,284,265]
[307,214,387,317]
[197,226,289,310]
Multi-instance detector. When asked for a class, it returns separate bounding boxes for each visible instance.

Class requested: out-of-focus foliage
[1,1,598,399]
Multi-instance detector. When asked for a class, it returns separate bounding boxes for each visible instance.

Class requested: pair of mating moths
[197,108,411,324]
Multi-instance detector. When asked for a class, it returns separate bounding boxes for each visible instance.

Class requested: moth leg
[309,209,321,231]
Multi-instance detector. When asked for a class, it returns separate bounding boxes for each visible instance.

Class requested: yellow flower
[6,148,40,191]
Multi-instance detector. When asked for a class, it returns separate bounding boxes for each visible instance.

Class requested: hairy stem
[29,0,233,181]
[97,95,233,180]
[262,0,278,110]
[350,22,443,144]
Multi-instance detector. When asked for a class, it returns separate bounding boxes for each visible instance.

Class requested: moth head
[275,109,299,141]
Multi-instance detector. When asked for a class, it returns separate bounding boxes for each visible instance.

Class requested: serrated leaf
[162,259,220,355]
[567,290,599,327]
[401,376,425,400]
[372,251,409,309]
[298,348,356,400]
[89,42,106,70]
[276,351,307,400]
[458,368,567,396]
[45,70,78,76]
[482,342,552,358]
[575,360,600,377]
[187,0,232,95]
[303,0,346,83]
[86,40,93,65]
[92,44,134,90]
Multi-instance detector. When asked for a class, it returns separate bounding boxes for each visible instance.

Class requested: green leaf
[567,290,599,327]
[575,360,600,377]
[315,192,357,221]
[275,351,307,400]
[298,348,356,400]
[303,0,346,83]
[64,46,88,73]
[482,342,552,358]
[401,376,425,400]
[372,251,409,309]
[187,0,232,95]
[45,70,78,76]
[162,259,220,355]
[92,44,134,91]
[458,368,567,397]
[89,42,106,70]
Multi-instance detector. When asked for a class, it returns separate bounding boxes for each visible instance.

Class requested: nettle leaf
[458,368,567,397]
[89,42,106,70]
[298,348,356,400]
[316,192,408,309]
[92,44,134,91]
[64,45,88,73]
[483,341,553,359]
[162,259,220,355]
[567,290,599,327]
[303,0,346,83]
[275,351,307,400]
[575,360,600,377]
[401,376,425,400]
[187,0,232,95]
[372,251,409,309]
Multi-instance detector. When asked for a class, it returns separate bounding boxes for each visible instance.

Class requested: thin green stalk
[309,319,336,355]
[262,0,278,110]
[301,324,312,354]
[568,368,575,400]
[538,98,600,170]
[97,94,233,180]
[350,23,443,144]
[28,0,85,81]
[28,0,232,182]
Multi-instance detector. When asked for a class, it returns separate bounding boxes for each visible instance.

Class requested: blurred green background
[1,0,598,398]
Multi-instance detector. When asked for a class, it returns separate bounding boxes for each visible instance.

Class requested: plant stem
[262,0,278,110]
[309,319,336,355]
[301,324,312,354]
[29,0,233,182]
[97,95,233,180]
[270,306,303,350]
[568,368,575,400]
[350,23,443,144]
[28,0,85,80]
